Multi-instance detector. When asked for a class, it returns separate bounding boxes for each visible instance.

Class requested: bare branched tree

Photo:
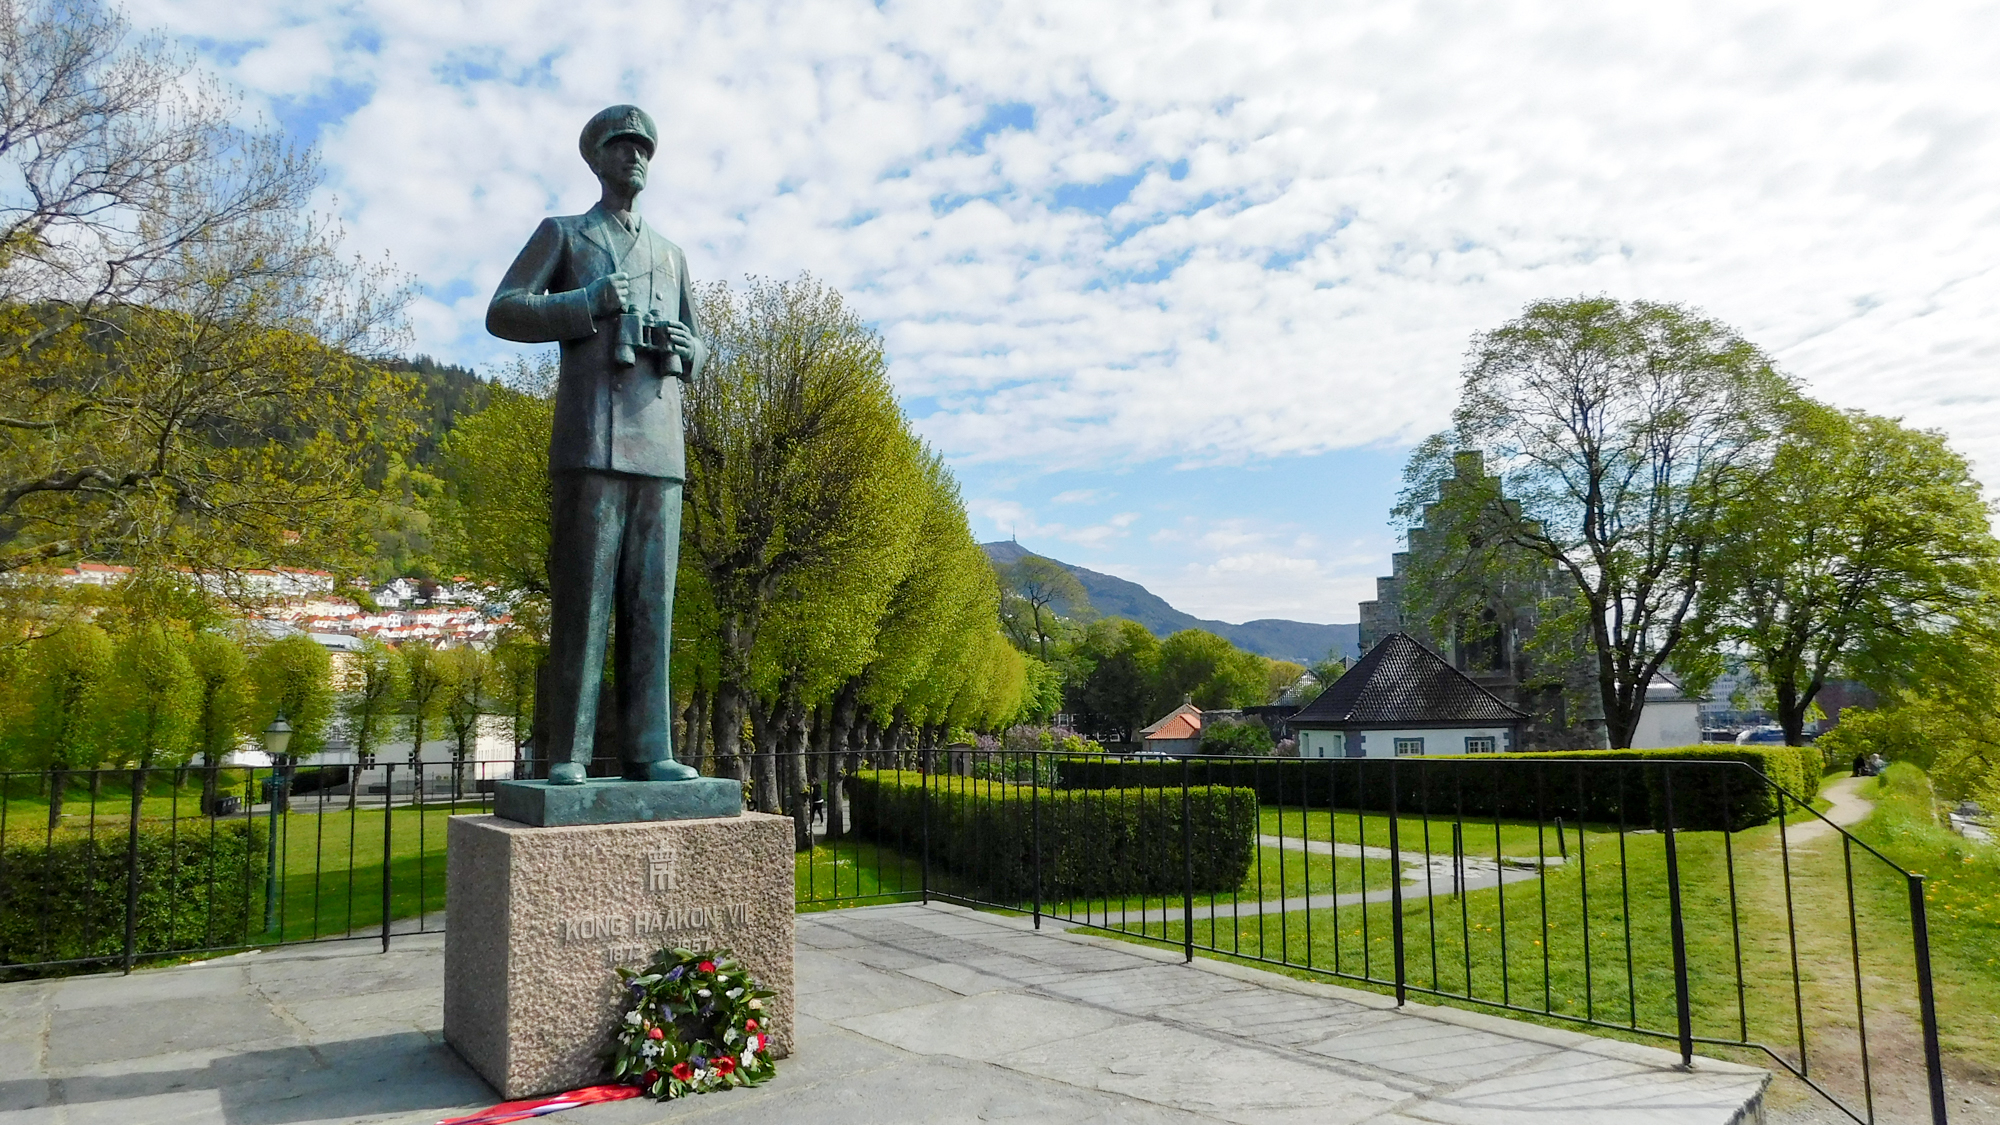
[0,0,411,599]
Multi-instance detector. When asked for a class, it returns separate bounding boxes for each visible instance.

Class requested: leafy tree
[1697,404,2000,745]
[401,641,448,781]
[341,636,403,770]
[107,621,197,769]
[186,631,248,811]
[1408,298,1792,747]
[1014,656,1065,726]
[1068,619,1158,742]
[441,646,490,797]
[0,0,413,591]
[1305,652,1348,689]
[681,275,921,789]
[432,368,555,599]
[16,623,113,823]
[1817,686,2000,808]
[1001,556,1088,660]
[1157,629,1272,710]
[1201,719,1275,757]
[248,635,334,762]
[490,632,542,762]
[1265,660,1306,703]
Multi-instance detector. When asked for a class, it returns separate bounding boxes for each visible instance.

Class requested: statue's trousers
[543,468,680,772]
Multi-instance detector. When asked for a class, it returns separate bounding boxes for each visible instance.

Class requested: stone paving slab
[0,902,1767,1125]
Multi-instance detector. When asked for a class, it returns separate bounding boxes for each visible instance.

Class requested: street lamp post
[262,713,292,934]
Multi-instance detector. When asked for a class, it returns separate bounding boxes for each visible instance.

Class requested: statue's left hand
[659,319,700,365]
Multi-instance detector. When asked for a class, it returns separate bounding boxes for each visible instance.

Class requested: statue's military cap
[579,104,657,160]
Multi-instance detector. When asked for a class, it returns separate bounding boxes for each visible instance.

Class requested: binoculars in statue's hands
[614,310,687,378]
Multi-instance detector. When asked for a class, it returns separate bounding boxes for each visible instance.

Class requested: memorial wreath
[608,947,778,1099]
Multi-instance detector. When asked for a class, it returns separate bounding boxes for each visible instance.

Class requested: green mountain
[981,541,1358,664]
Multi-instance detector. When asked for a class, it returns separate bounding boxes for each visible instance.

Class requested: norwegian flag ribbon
[437,1084,643,1125]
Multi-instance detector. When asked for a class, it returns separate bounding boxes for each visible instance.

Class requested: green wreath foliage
[608,947,778,1098]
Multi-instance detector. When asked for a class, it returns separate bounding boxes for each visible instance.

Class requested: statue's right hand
[588,272,632,316]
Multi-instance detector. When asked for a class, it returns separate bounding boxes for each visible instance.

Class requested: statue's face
[593,136,650,195]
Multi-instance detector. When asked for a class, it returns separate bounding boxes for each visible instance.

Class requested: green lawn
[796,837,931,910]
[1,770,263,840]
[1260,804,1600,860]
[1091,773,1987,1121]
[1839,765,2000,1067]
[253,797,487,943]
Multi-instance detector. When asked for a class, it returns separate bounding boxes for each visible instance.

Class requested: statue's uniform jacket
[486,204,705,480]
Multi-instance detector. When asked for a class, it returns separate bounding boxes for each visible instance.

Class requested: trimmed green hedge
[1054,745,1820,832]
[847,770,1257,900]
[0,819,263,976]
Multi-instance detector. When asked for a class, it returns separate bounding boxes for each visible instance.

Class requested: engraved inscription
[561,902,751,945]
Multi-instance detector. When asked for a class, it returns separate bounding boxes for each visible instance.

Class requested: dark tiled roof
[1289,633,1527,726]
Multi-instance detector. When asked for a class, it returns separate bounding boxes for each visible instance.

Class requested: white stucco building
[1629,675,1704,749]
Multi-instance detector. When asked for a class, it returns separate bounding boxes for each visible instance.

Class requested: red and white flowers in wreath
[608,947,778,1098]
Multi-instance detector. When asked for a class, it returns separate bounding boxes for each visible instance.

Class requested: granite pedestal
[443,812,795,1098]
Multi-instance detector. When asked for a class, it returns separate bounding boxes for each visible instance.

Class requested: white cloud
[1049,489,1105,505]
[118,0,2000,611]
[1121,516,1391,621]
[966,499,1137,550]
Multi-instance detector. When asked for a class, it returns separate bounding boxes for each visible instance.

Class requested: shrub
[1055,745,1817,832]
[847,770,1257,900]
[0,818,263,976]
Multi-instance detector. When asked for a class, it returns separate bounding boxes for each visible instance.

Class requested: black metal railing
[0,761,499,976]
[0,748,1950,1124]
[795,748,1949,1125]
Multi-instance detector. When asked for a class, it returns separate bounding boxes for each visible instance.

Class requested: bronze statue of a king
[486,105,705,794]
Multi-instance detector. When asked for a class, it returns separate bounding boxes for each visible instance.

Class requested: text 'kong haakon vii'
[561,903,750,942]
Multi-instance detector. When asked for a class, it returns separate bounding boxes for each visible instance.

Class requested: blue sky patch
[1054,172,1142,215]
[956,102,1035,154]
[270,79,372,147]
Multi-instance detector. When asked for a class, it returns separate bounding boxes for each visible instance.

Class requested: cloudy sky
[131,0,2000,630]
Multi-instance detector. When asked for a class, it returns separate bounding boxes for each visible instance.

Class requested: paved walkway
[0,902,1766,1125]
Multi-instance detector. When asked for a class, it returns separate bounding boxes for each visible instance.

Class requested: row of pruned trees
[0,605,536,820]
[680,281,1028,843]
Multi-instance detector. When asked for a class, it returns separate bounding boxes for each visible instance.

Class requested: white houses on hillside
[1288,633,1527,758]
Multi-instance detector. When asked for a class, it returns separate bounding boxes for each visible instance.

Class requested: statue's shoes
[548,762,589,786]
[624,759,700,782]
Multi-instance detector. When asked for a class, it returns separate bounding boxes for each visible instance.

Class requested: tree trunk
[785,692,811,852]
[47,768,64,829]
[531,659,553,780]
[202,752,221,815]
[683,688,710,775]
[860,716,882,772]
[746,692,782,814]
[712,682,747,782]
[1775,677,1822,747]
[824,680,858,840]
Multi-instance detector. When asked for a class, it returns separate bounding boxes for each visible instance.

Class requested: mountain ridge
[981,540,1359,664]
